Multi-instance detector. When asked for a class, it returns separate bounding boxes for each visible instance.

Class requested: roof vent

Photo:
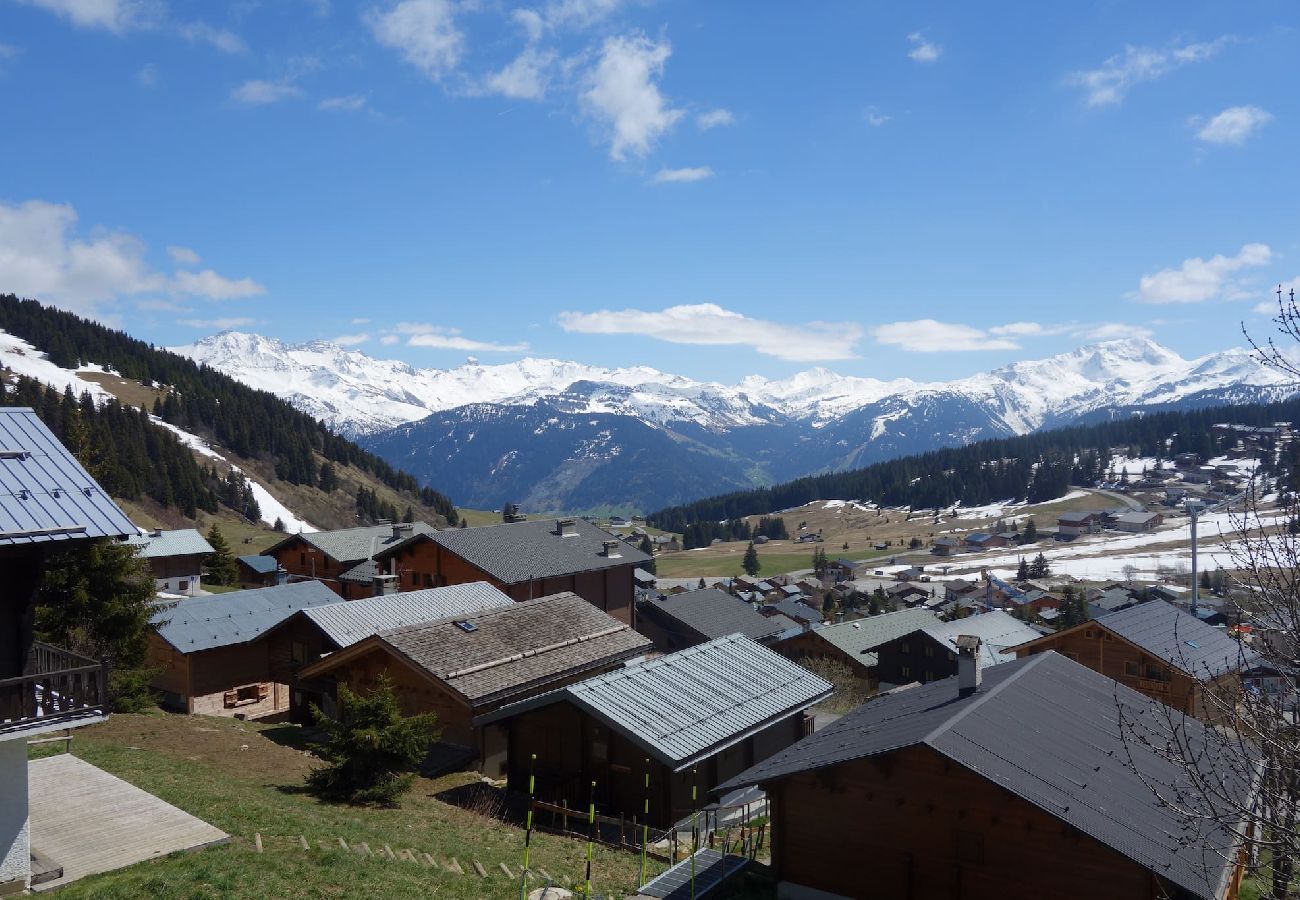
[601,540,622,558]
[454,620,478,633]
[1185,639,1200,649]
[554,518,576,536]
[392,522,414,540]
[955,634,982,697]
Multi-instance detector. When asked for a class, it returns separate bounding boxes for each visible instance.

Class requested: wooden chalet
[874,610,1041,688]
[260,582,514,722]
[0,408,138,894]
[369,517,651,625]
[1006,600,1256,720]
[125,528,214,596]
[475,634,831,830]
[264,521,436,599]
[777,608,939,684]
[296,593,653,770]
[147,581,338,718]
[931,536,962,556]
[1057,510,1104,538]
[235,553,285,589]
[634,587,790,652]
[1112,510,1164,533]
[717,651,1248,900]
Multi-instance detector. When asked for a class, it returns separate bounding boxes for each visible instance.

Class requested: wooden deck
[27,753,229,891]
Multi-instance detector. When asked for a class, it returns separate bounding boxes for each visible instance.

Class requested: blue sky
[0,0,1297,383]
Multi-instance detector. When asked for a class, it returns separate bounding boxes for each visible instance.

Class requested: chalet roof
[1114,511,1161,525]
[237,554,281,575]
[932,537,962,547]
[151,581,338,653]
[337,559,379,583]
[1094,600,1256,678]
[126,528,214,559]
[376,517,650,584]
[811,609,941,667]
[944,578,978,594]
[640,588,789,643]
[1094,587,1137,613]
[299,582,514,648]
[718,652,1245,900]
[964,532,995,543]
[1057,511,1101,524]
[885,582,927,597]
[633,568,656,585]
[268,522,436,565]
[302,593,653,707]
[918,611,1042,669]
[478,634,832,770]
[766,597,821,623]
[0,407,136,547]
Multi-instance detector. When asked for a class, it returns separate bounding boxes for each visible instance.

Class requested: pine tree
[1029,552,1051,578]
[205,525,238,586]
[697,577,706,590]
[1016,557,1030,581]
[1022,518,1038,544]
[638,535,656,575]
[743,541,761,576]
[273,517,286,532]
[306,674,439,805]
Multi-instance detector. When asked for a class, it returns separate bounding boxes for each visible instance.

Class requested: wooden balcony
[0,642,108,736]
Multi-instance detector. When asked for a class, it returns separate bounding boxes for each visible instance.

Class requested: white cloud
[230,80,303,105]
[1074,322,1154,341]
[135,298,191,312]
[1252,279,1300,316]
[581,33,684,160]
[318,94,369,112]
[544,0,626,29]
[0,199,267,317]
[696,108,734,130]
[652,166,713,184]
[872,319,1019,353]
[512,8,544,42]
[988,321,1049,337]
[332,332,370,346]
[482,46,556,100]
[379,334,400,345]
[135,63,158,86]
[351,317,371,325]
[558,303,863,362]
[864,106,890,127]
[167,245,200,265]
[365,0,464,82]
[1137,243,1272,303]
[179,317,256,329]
[392,322,530,352]
[177,21,246,54]
[906,32,941,63]
[172,268,264,299]
[1066,37,1231,107]
[1193,105,1272,145]
[14,0,161,33]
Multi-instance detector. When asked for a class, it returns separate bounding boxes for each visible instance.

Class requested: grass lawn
[45,711,655,899]
[654,545,896,580]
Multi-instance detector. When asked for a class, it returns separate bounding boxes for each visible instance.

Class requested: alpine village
[2,3,1299,899]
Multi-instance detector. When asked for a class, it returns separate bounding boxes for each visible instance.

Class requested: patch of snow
[150,416,227,461]
[0,331,111,402]
[241,474,316,534]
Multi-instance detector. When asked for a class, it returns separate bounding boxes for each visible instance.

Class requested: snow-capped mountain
[171,332,1297,511]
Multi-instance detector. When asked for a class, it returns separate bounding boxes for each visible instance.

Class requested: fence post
[520,754,536,900]
[690,767,698,900]
[584,780,597,898]
[639,758,650,886]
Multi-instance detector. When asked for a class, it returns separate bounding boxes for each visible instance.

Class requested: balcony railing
[0,642,108,734]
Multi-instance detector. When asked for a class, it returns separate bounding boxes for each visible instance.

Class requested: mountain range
[173,332,1296,513]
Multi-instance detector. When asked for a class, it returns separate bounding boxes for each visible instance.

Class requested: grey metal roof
[1094,587,1137,613]
[919,611,1043,669]
[151,580,338,653]
[126,528,214,559]
[481,634,832,771]
[268,521,436,565]
[300,582,514,648]
[812,609,940,667]
[718,652,1245,900]
[766,597,821,623]
[377,517,650,584]
[1095,600,1257,678]
[305,592,653,708]
[640,588,789,643]
[0,408,136,547]
[237,554,280,575]
[337,559,379,583]
[1058,510,1101,523]
[1114,511,1161,525]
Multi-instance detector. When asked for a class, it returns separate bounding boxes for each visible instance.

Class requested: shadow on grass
[258,723,325,753]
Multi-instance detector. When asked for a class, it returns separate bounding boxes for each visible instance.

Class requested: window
[924,645,935,658]
[291,641,307,664]
[224,683,270,708]
[300,552,306,566]
[900,641,911,654]
[1125,661,1140,677]
[237,684,262,702]
[925,671,935,683]
[423,574,434,588]
[1062,651,1079,662]
[1085,630,1095,639]
[1145,665,1170,683]
[900,666,912,680]
[409,572,419,586]
[178,580,189,593]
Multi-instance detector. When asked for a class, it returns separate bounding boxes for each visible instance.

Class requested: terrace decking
[27,753,229,891]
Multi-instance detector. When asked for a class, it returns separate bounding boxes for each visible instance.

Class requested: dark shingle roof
[766,597,821,624]
[305,593,653,707]
[0,408,136,546]
[478,634,832,770]
[378,517,650,584]
[719,652,1245,900]
[640,588,789,643]
[269,522,436,565]
[152,581,338,653]
[1095,600,1257,678]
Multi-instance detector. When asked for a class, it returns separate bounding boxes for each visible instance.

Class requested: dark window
[1124,661,1139,677]
[300,552,306,566]
[291,641,306,664]
[423,573,434,588]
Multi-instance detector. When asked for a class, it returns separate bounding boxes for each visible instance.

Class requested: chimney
[151,527,163,537]
[554,518,576,536]
[392,522,413,540]
[372,573,399,596]
[956,634,982,697]
[601,540,622,558]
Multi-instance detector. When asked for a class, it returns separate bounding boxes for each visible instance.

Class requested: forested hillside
[0,295,458,527]
[649,395,1300,532]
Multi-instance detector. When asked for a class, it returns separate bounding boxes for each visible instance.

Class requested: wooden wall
[326,647,476,746]
[766,745,1192,900]
[147,634,290,719]
[776,631,874,682]
[272,538,346,598]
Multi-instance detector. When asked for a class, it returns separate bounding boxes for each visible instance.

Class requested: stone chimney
[956,634,982,697]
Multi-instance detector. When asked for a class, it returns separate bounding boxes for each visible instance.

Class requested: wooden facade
[496,701,809,830]
[146,633,290,719]
[763,744,1227,900]
[1010,626,1238,720]
[377,537,637,625]
[776,630,875,682]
